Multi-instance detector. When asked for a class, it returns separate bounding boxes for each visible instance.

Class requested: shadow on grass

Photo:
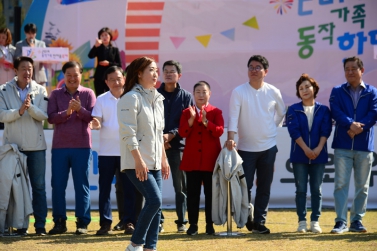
[157,231,377,243]
[0,232,132,245]
[1,231,376,246]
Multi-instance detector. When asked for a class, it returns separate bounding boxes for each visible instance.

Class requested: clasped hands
[67,96,81,116]
[19,94,31,116]
[304,146,322,160]
[347,122,364,139]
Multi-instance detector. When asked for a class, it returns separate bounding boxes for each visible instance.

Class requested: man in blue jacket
[157,60,193,232]
[329,56,377,234]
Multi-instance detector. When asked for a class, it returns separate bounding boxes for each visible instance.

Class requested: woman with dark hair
[286,73,332,234]
[117,57,170,251]
[178,81,224,235]
[0,28,16,84]
[88,27,121,96]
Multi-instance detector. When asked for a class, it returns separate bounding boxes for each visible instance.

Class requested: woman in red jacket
[179,81,224,235]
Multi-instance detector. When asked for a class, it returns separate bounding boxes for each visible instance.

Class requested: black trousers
[186,171,213,225]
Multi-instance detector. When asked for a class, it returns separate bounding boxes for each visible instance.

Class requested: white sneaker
[125,243,143,251]
[297,221,307,233]
[310,221,322,233]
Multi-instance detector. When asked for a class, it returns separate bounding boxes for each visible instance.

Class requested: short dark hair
[0,28,12,46]
[104,66,124,80]
[163,60,182,74]
[343,56,363,70]
[295,73,320,99]
[24,23,37,33]
[98,27,113,46]
[247,55,269,70]
[13,56,34,69]
[62,61,83,74]
[193,80,211,91]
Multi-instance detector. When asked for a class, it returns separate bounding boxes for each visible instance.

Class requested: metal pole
[226,180,232,235]
[215,180,245,236]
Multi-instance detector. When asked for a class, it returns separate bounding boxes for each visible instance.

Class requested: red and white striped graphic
[125,0,165,65]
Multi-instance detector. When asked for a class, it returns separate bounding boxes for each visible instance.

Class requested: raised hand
[67,99,74,116]
[95,38,102,47]
[71,96,82,112]
[19,94,31,115]
[202,107,207,120]
[188,106,196,127]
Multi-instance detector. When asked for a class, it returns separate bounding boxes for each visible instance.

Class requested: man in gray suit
[15,23,47,85]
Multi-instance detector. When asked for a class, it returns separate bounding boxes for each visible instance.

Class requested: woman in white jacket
[118,56,170,251]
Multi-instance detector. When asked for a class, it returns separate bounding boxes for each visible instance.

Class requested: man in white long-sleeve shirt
[226,55,286,234]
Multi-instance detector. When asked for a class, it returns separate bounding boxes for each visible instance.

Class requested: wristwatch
[203,119,208,126]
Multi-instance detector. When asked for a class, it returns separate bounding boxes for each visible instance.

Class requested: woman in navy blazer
[179,81,224,236]
[286,74,332,234]
[88,27,121,96]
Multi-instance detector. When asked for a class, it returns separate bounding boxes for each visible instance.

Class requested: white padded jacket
[212,148,249,228]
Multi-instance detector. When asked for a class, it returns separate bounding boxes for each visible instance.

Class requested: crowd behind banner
[0,23,376,251]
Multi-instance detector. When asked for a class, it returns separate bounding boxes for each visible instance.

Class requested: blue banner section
[22,0,49,40]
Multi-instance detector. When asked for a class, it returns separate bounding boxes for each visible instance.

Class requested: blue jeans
[125,169,162,250]
[238,145,277,224]
[51,148,92,225]
[292,163,325,222]
[98,156,138,226]
[166,149,187,225]
[21,150,47,229]
[333,149,373,224]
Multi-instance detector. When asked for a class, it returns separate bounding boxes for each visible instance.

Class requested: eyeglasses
[248,65,263,72]
[108,78,123,83]
[163,71,177,75]
[344,68,359,73]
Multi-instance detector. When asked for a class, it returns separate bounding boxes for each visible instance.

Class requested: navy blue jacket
[330,82,377,152]
[157,83,193,150]
[287,102,332,164]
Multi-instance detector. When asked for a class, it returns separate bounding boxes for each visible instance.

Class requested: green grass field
[1,209,376,251]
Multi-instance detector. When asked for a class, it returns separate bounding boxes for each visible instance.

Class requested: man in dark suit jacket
[15,23,47,85]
